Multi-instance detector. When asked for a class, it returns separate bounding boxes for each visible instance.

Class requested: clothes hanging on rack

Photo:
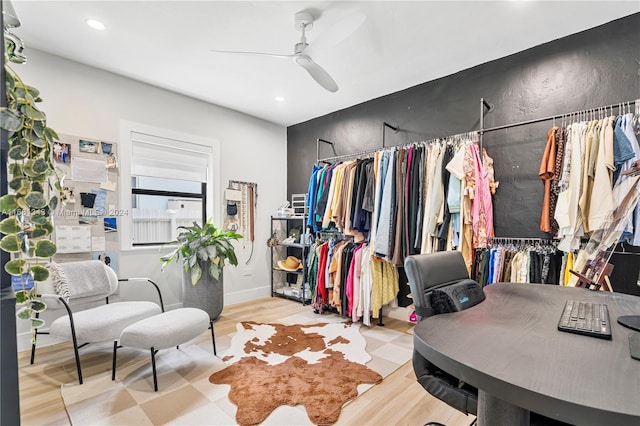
[540,102,640,250]
[472,239,563,286]
[306,132,499,272]
[617,106,640,246]
[370,255,399,319]
[307,236,394,326]
[305,132,498,323]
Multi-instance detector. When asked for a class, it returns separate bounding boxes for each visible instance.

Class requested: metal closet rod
[317,98,637,164]
[481,99,638,134]
[316,121,399,163]
[316,138,338,163]
[317,129,479,164]
[318,147,379,163]
[488,236,556,243]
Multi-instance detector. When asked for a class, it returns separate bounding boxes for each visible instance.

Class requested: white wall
[15,49,287,349]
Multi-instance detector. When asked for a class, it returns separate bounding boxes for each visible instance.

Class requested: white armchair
[31,260,164,384]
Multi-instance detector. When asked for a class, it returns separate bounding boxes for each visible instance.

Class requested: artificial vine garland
[0,39,63,329]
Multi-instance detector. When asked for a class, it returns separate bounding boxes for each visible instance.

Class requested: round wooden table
[413,283,640,426]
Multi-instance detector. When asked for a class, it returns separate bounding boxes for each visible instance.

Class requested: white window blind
[131,131,211,182]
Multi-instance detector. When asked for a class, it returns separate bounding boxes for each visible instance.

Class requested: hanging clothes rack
[318,147,379,164]
[479,98,494,152]
[382,121,399,148]
[308,97,639,309]
[480,99,637,135]
[487,237,557,246]
[317,130,480,164]
[316,122,399,163]
[488,237,556,243]
[316,138,338,164]
[318,98,637,165]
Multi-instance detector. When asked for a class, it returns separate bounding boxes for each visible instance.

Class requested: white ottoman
[112,308,216,391]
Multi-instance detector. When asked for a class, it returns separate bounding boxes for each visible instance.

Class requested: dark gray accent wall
[288,13,640,239]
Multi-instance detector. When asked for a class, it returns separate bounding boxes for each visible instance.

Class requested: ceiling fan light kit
[210,10,339,93]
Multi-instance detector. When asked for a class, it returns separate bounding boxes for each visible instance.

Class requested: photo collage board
[51,134,121,274]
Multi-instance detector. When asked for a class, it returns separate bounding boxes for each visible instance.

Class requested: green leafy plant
[160,219,242,285]
[0,43,63,329]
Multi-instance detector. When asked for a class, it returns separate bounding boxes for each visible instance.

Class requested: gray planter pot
[182,261,223,320]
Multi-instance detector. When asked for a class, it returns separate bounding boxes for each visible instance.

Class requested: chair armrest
[118,278,165,312]
[38,293,65,309]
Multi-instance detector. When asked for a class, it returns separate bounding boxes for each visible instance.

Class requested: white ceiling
[10,1,640,127]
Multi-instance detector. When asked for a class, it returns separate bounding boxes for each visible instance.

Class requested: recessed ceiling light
[275,96,285,102]
[86,19,105,31]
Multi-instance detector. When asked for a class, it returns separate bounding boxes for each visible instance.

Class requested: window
[125,129,215,246]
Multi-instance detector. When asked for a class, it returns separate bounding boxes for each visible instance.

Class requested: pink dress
[350,245,364,322]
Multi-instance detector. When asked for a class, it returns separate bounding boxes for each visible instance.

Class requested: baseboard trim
[225,285,271,305]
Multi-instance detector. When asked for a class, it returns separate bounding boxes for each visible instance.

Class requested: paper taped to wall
[72,157,108,183]
[91,236,106,252]
[56,226,92,253]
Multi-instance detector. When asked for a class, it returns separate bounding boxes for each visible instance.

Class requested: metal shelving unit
[270,216,312,304]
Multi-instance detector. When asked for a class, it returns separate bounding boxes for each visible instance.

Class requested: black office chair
[405,251,572,426]
[405,251,479,426]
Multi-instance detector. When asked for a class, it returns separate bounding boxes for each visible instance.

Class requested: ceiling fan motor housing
[294,12,314,31]
[293,12,313,55]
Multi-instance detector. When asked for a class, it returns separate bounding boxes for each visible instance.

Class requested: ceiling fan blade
[210,49,295,60]
[295,54,338,93]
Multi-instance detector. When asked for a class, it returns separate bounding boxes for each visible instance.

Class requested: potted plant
[160,218,242,320]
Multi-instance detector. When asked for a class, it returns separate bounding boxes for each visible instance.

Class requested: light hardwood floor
[18,297,474,426]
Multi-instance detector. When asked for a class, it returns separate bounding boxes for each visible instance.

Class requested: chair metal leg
[112,340,118,381]
[71,333,83,385]
[150,348,158,392]
[210,320,217,355]
[59,297,83,384]
[30,312,40,364]
[66,309,83,383]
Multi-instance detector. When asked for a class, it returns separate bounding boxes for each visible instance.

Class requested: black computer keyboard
[557,300,611,339]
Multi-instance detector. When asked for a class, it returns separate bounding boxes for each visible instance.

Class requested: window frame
[119,121,220,251]
[130,182,207,247]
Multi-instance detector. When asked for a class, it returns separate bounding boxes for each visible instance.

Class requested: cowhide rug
[60,316,412,425]
[210,321,382,425]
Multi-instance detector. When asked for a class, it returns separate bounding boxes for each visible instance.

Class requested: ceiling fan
[210,12,339,93]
